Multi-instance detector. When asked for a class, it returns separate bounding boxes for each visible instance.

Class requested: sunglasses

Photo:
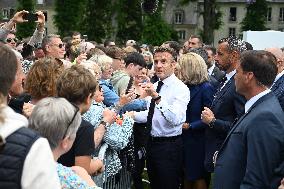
[62,103,80,139]
[51,43,65,49]
[6,38,18,43]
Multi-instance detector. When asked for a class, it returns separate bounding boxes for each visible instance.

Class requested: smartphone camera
[23,13,38,22]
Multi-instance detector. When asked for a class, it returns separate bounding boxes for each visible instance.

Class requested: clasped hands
[201,107,215,125]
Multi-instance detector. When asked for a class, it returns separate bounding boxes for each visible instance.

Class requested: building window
[9,9,15,18]
[2,9,9,19]
[279,8,284,21]
[266,7,272,21]
[229,27,236,36]
[174,11,184,24]
[229,7,237,21]
[177,30,186,40]
[37,0,44,4]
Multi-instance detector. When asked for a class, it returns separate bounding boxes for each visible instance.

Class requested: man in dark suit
[214,50,284,189]
[204,45,225,82]
[265,47,284,110]
[201,36,246,174]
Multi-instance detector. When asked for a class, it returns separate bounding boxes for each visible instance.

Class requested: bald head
[265,47,284,73]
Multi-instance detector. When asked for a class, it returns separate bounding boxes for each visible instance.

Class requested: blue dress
[182,82,214,181]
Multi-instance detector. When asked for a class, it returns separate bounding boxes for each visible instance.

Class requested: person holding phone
[0,10,45,50]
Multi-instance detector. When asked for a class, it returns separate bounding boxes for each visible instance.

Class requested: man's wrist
[99,120,109,128]
[208,118,216,128]
[153,95,161,102]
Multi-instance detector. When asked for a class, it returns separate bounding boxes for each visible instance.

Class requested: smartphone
[23,13,38,22]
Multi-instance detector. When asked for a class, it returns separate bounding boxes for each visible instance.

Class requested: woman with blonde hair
[178,52,215,189]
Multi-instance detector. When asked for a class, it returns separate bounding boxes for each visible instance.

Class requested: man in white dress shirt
[134,47,190,189]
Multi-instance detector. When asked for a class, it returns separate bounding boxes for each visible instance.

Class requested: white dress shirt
[134,74,190,137]
[220,69,236,89]
[245,89,271,113]
[208,64,215,76]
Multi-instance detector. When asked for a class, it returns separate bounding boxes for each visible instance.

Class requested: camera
[23,13,38,22]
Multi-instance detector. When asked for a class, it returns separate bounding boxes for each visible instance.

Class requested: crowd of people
[0,10,284,189]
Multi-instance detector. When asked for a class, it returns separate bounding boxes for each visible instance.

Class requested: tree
[54,0,87,37]
[82,0,113,43]
[141,0,178,46]
[241,0,268,31]
[16,0,36,39]
[180,0,222,44]
[115,0,143,44]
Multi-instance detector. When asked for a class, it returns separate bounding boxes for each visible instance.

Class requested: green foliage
[54,0,87,37]
[241,0,268,31]
[16,0,36,39]
[141,0,178,46]
[115,0,143,44]
[82,0,113,43]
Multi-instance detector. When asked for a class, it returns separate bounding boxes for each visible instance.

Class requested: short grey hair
[42,34,61,52]
[28,97,81,149]
[91,54,113,72]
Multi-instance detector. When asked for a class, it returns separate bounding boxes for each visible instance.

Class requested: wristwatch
[99,120,108,128]
[153,95,161,102]
[208,118,216,128]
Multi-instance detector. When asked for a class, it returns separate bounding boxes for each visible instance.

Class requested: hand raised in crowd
[118,92,136,106]
[201,107,215,125]
[139,82,157,99]
[102,108,116,124]
[75,53,87,64]
[11,10,29,23]
[22,102,35,118]
[35,11,45,31]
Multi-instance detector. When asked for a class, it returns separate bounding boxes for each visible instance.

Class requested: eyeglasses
[62,103,80,139]
[50,43,65,49]
[6,38,18,43]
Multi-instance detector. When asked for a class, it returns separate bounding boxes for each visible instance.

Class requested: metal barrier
[94,143,132,189]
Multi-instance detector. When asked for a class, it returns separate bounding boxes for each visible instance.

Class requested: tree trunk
[203,0,216,44]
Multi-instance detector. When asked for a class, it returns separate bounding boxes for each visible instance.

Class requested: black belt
[150,135,181,143]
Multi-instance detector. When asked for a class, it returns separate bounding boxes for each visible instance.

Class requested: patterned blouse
[82,101,134,186]
[56,163,102,189]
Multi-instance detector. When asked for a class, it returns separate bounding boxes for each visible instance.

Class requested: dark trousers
[132,149,146,189]
[146,136,183,189]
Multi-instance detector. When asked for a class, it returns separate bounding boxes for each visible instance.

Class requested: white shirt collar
[245,89,270,113]
[274,69,284,83]
[208,64,215,75]
[225,69,236,82]
[160,73,176,87]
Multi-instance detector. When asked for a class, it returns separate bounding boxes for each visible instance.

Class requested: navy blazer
[214,93,284,189]
[271,74,284,111]
[204,76,246,172]
[185,82,215,130]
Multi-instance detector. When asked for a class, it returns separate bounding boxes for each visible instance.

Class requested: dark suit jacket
[204,76,246,172]
[271,74,284,110]
[214,93,284,189]
[211,66,225,82]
